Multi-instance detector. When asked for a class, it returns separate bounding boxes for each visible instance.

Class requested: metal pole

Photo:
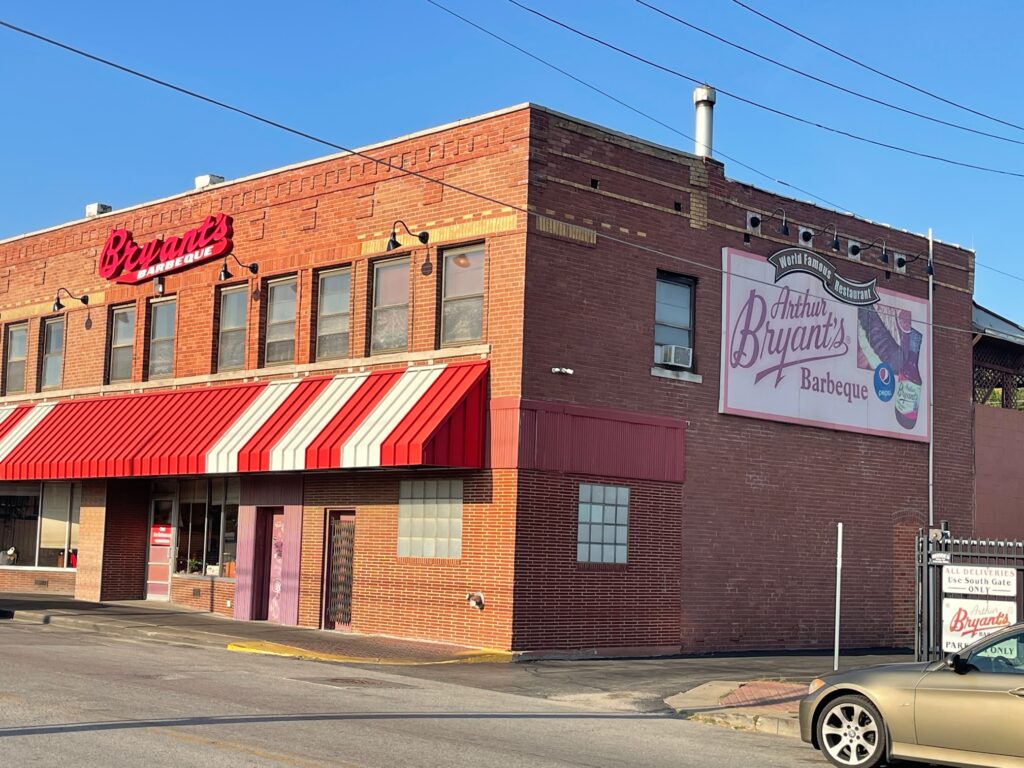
[834,522,844,671]
[927,228,936,659]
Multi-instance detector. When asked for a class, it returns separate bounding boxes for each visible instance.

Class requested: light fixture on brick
[52,287,89,313]
[386,220,430,252]
[218,254,259,282]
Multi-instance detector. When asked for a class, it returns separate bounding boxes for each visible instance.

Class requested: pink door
[146,499,174,600]
[266,513,285,623]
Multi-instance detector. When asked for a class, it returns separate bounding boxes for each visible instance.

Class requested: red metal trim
[304,370,402,469]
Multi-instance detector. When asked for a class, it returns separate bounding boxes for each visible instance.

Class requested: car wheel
[816,694,886,768]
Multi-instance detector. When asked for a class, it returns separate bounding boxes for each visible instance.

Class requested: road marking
[154,728,371,768]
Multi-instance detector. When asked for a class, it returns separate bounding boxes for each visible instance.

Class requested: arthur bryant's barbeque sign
[720,247,931,442]
[99,213,234,285]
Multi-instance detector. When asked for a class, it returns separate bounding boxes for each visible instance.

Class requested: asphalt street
[0,621,832,768]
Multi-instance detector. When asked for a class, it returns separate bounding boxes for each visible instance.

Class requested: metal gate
[324,512,355,630]
[916,525,1024,661]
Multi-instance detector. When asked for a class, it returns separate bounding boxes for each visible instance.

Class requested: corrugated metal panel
[278,503,303,627]
[302,372,400,470]
[233,504,256,621]
[237,378,331,472]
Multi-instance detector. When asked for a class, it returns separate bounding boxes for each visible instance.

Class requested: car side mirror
[945,653,966,674]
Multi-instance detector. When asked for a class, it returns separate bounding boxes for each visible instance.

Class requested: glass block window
[265,277,297,365]
[217,285,248,372]
[441,245,484,345]
[398,479,462,558]
[148,298,176,380]
[371,259,409,353]
[577,483,629,564]
[108,305,136,383]
[316,268,351,361]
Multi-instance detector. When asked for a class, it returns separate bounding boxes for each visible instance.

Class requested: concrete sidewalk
[0,593,511,665]
[666,680,808,737]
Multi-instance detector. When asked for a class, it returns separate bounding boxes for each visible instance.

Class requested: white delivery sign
[942,565,1017,597]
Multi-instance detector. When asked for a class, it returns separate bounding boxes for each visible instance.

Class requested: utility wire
[729,0,1024,135]
[0,16,1015,332]
[506,0,1024,179]
[423,0,845,210]
[636,0,1024,147]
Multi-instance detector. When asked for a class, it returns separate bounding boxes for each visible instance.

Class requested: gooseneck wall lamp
[386,220,430,252]
[744,208,789,245]
[52,287,89,313]
[820,224,842,253]
[218,254,259,282]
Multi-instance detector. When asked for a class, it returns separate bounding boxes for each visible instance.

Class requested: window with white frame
[441,245,484,345]
[4,323,27,395]
[654,271,695,370]
[217,285,248,372]
[148,298,176,380]
[315,268,351,361]
[264,277,297,365]
[577,483,629,564]
[398,479,462,558]
[107,304,136,383]
[371,259,409,353]
[40,317,65,390]
[0,482,80,569]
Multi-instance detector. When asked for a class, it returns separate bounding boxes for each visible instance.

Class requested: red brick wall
[100,479,148,601]
[521,110,975,651]
[976,404,1024,540]
[512,470,683,654]
[170,575,235,617]
[0,568,76,595]
[301,469,516,649]
[74,480,108,601]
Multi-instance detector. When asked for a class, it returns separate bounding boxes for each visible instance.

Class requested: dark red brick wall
[170,575,235,617]
[521,110,975,651]
[976,404,1024,540]
[100,479,148,601]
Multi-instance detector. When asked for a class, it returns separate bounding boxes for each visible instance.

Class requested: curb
[664,681,802,739]
[226,640,515,666]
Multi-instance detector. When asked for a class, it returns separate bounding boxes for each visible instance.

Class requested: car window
[969,630,1024,674]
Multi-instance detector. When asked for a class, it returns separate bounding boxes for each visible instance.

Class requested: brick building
[0,101,975,654]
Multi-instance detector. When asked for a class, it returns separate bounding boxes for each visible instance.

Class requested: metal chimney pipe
[693,85,717,158]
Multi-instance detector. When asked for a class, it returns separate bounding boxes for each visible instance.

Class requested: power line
[423,0,846,210]
[635,0,1024,147]
[0,16,1012,336]
[505,0,1024,180]
[729,0,1024,135]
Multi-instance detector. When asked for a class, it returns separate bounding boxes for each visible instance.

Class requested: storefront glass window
[4,323,27,395]
[441,246,484,345]
[371,259,409,354]
[149,298,176,380]
[577,483,629,564]
[265,278,297,366]
[218,286,248,371]
[398,479,462,558]
[172,477,240,578]
[0,482,80,568]
[108,305,136,383]
[316,268,351,361]
[40,317,65,390]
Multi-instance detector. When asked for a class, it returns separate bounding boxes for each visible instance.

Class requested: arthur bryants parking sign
[719,247,931,442]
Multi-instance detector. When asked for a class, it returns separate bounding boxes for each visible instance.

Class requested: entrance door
[323,512,356,630]
[145,498,175,600]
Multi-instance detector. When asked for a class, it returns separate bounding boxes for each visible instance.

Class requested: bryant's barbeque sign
[720,247,930,442]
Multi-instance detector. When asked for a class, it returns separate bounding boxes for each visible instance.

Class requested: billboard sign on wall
[720,247,931,442]
[942,597,1017,652]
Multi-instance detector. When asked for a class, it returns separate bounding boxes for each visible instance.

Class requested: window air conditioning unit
[657,344,693,369]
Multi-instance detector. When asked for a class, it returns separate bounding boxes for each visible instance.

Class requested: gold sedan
[799,622,1024,767]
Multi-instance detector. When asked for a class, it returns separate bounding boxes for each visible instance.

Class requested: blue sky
[1,0,1022,319]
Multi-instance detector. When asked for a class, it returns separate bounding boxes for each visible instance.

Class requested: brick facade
[0,104,978,654]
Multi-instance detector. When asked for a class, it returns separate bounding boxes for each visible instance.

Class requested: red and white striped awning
[0,361,487,481]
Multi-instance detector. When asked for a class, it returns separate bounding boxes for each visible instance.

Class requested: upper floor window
[265,277,297,366]
[371,259,409,354]
[654,271,695,370]
[4,323,27,395]
[148,298,176,380]
[441,245,484,345]
[316,268,351,362]
[107,304,136,384]
[40,317,65,391]
[217,285,248,372]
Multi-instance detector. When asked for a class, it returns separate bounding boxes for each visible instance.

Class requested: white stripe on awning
[341,366,445,468]
[0,403,56,463]
[205,381,299,474]
[268,373,369,472]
